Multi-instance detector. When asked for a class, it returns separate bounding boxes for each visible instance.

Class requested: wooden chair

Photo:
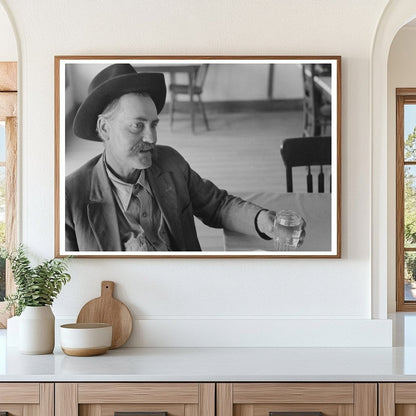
[280,136,331,193]
[302,64,331,137]
[169,64,210,133]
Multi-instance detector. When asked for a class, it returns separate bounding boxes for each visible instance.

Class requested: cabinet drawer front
[233,384,354,404]
[78,383,200,404]
[395,383,416,403]
[0,383,39,403]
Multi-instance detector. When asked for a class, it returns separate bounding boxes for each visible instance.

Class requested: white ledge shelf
[1,345,415,382]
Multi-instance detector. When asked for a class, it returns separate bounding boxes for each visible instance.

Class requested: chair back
[195,64,209,89]
[280,136,331,193]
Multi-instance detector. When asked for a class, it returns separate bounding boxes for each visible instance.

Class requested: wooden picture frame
[55,56,341,258]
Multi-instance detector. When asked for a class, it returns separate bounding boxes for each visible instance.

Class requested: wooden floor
[157,110,306,251]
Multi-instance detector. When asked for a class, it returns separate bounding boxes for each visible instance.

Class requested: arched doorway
[371,1,416,318]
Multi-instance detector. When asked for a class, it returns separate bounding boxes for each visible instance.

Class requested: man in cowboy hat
[65,63,304,251]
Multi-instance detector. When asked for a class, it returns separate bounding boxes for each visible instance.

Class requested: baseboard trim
[162,98,303,114]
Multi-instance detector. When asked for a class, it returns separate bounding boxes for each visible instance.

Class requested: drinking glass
[273,210,303,251]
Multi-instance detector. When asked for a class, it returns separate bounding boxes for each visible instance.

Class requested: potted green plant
[4,245,71,354]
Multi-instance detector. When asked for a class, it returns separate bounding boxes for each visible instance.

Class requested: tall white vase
[19,306,55,354]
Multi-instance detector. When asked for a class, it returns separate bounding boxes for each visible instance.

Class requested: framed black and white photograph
[55,56,341,258]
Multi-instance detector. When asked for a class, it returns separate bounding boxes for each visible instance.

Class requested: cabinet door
[379,383,416,416]
[0,383,53,415]
[55,383,215,416]
[217,383,377,416]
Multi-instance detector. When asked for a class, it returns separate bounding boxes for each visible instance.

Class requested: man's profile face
[102,93,159,177]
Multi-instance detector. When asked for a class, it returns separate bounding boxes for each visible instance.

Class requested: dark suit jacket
[65,145,263,251]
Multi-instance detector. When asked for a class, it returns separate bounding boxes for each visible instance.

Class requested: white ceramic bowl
[60,323,112,356]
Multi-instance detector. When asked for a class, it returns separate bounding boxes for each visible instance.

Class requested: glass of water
[273,210,303,251]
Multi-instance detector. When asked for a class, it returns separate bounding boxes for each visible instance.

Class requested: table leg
[189,71,195,134]
[268,63,275,100]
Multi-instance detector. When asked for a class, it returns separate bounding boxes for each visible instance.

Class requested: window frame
[0,62,17,327]
[396,88,416,311]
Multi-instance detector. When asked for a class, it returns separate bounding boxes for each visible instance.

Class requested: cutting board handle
[101,281,115,298]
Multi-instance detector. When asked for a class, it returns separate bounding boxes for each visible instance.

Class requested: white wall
[0,0,394,347]
[387,26,416,312]
[0,3,16,61]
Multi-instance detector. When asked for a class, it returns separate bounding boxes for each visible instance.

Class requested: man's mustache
[131,142,155,152]
[139,145,154,152]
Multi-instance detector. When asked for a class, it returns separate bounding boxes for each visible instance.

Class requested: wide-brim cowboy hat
[73,63,166,141]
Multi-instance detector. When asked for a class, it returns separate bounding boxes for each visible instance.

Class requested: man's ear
[96,116,110,141]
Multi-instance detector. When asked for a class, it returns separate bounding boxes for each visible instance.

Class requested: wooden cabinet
[0,381,410,416]
[217,383,377,416]
[379,383,416,416]
[53,382,379,416]
[55,383,215,416]
[0,383,53,415]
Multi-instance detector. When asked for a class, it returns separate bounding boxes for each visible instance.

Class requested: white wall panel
[0,0,393,346]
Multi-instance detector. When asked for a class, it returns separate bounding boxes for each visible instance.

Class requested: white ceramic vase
[6,315,20,347]
[19,305,55,354]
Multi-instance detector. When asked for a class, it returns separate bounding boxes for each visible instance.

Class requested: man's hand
[256,210,276,238]
[256,209,306,248]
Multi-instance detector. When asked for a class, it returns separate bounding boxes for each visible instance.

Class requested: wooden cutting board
[76,281,133,349]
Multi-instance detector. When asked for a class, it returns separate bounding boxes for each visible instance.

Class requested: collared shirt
[106,166,151,211]
[104,159,170,251]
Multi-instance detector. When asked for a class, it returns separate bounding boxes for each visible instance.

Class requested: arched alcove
[371,1,416,318]
[387,19,416,313]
